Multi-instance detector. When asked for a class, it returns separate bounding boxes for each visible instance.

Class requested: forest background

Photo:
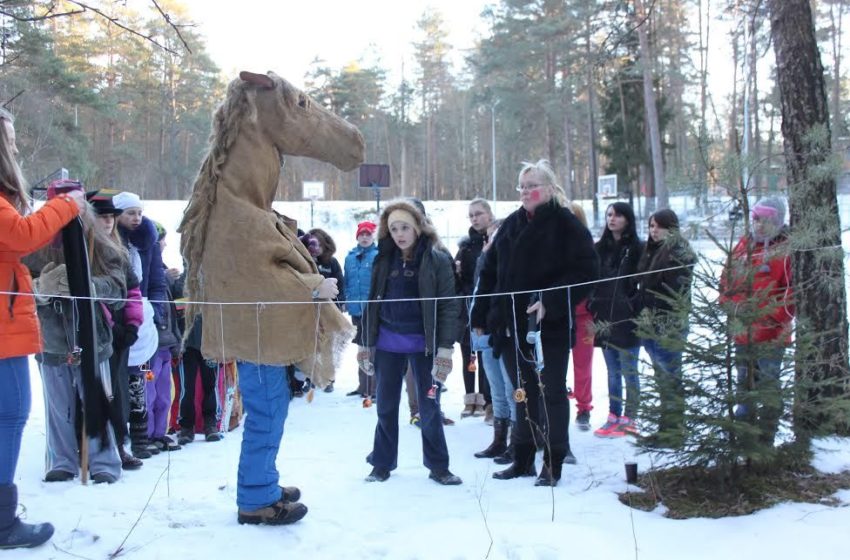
[1,0,848,218]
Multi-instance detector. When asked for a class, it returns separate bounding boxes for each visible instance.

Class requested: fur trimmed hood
[377,199,445,253]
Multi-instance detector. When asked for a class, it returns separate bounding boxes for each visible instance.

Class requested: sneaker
[593,413,621,438]
[429,469,462,485]
[365,467,390,482]
[607,416,638,438]
[237,501,308,525]
[576,411,591,431]
[346,390,361,397]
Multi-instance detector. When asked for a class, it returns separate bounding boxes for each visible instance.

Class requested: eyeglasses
[516,182,547,192]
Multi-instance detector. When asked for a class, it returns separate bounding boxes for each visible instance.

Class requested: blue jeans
[602,347,640,418]
[642,337,685,429]
[236,361,290,511]
[479,348,515,422]
[367,350,450,473]
[0,357,31,486]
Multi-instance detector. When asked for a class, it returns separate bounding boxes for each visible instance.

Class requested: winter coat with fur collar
[470,200,599,357]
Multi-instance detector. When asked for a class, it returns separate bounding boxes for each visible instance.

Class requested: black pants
[501,332,570,469]
[179,347,218,430]
[108,345,130,444]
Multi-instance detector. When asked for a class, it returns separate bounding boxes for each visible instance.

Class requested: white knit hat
[113,191,143,211]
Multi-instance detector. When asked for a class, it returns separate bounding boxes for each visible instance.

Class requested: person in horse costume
[180,71,365,526]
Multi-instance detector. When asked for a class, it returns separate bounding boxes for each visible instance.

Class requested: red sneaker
[593,413,620,438]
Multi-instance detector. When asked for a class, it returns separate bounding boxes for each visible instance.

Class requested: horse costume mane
[179,71,364,386]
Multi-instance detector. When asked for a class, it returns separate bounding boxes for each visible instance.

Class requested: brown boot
[237,500,308,525]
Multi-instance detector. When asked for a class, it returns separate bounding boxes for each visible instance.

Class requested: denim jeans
[642,337,685,429]
[735,344,785,444]
[236,361,290,511]
[0,357,31,486]
[479,348,515,421]
[602,346,640,418]
[367,350,450,473]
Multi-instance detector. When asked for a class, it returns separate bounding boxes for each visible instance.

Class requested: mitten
[357,346,374,376]
[431,347,453,384]
[35,263,69,297]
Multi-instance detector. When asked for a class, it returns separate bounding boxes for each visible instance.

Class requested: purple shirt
[376,325,426,354]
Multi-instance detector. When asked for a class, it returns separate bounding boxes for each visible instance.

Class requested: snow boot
[429,469,462,485]
[0,484,54,550]
[493,444,536,480]
[472,393,486,417]
[474,417,509,458]
[176,427,195,446]
[119,448,143,470]
[460,393,477,418]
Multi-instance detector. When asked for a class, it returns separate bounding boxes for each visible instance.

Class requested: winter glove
[357,346,374,376]
[113,323,139,350]
[431,347,453,384]
[34,262,69,298]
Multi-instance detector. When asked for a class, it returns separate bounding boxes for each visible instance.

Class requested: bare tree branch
[0,0,192,55]
[2,89,24,108]
[150,0,192,54]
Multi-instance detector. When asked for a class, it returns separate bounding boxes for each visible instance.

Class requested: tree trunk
[768,0,850,435]
[586,16,599,223]
[634,0,667,209]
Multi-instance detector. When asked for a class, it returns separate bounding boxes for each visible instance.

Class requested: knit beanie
[113,191,143,211]
[751,196,786,242]
[356,220,377,238]
[387,208,420,235]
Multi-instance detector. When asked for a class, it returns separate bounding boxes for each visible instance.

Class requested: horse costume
[179,71,364,524]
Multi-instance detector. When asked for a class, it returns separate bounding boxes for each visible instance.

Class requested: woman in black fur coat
[471,160,598,487]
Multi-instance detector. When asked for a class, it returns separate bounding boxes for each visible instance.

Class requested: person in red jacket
[720,196,794,446]
[0,107,86,549]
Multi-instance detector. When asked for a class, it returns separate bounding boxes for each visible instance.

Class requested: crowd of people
[0,103,795,546]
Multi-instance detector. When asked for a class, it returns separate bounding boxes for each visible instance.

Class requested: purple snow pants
[146,347,173,439]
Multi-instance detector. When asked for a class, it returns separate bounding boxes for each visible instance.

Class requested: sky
[185,0,492,89]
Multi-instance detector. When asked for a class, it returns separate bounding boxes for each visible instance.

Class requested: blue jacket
[344,243,378,317]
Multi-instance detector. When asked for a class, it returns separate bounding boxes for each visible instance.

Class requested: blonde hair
[517,159,567,206]
[568,201,588,227]
[0,107,30,214]
[469,197,493,217]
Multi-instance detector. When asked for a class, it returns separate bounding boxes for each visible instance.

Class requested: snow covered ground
[8,199,850,560]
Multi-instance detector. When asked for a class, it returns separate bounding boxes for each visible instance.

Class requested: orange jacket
[0,193,80,359]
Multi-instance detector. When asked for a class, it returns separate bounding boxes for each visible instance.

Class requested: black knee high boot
[493,444,536,479]
[474,417,509,458]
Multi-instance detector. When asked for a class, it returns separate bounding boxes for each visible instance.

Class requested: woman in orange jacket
[0,108,86,550]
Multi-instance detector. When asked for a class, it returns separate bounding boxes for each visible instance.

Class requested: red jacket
[0,193,80,359]
[720,232,794,345]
